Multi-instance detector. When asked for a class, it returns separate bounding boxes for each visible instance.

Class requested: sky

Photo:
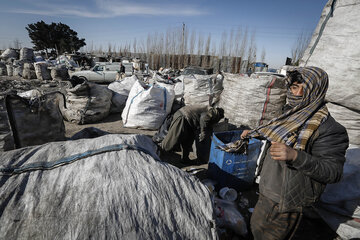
[0,0,329,68]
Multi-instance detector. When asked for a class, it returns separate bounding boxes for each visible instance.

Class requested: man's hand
[270,142,298,161]
[241,130,250,139]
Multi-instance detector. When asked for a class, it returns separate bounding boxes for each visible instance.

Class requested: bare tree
[133,38,137,53]
[189,30,196,55]
[291,31,311,65]
[239,28,248,59]
[204,33,211,56]
[261,47,266,63]
[247,30,257,64]
[13,38,21,49]
[219,31,227,57]
[197,33,204,56]
[228,29,234,56]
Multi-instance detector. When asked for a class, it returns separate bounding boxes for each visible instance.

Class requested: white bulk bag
[122,80,175,130]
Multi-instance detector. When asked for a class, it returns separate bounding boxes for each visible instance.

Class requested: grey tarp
[219,73,286,129]
[0,134,217,240]
[300,0,360,111]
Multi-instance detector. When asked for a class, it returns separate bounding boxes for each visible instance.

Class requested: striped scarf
[249,66,329,150]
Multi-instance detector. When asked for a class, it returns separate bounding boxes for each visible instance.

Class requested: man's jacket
[259,114,349,212]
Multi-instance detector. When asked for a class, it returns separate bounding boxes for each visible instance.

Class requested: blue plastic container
[208,130,262,191]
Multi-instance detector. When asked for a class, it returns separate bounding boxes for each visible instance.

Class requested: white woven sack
[122,80,175,130]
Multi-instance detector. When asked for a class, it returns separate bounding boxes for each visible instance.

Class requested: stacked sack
[50,65,70,81]
[219,73,287,129]
[61,79,112,124]
[22,63,37,80]
[34,62,51,80]
[180,74,223,107]
[0,62,7,76]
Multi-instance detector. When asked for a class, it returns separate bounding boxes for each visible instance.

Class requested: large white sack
[300,0,360,111]
[34,62,51,80]
[182,74,223,107]
[122,80,175,130]
[107,75,138,113]
[219,73,287,129]
[0,134,216,240]
[327,102,360,147]
[317,147,360,240]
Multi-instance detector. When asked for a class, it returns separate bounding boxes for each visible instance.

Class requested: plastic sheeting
[107,75,138,113]
[122,80,175,130]
[219,73,287,129]
[0,134,217,240]
[300,0,360,111]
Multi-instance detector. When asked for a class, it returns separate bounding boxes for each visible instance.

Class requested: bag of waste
[12,63,23,77]
[219,73,286,129]
[50,65,70,81]
[0,134,217,240]
[181,74,223,107]
[0,62,7,76]
[19,47,34,62]
[22,63,37,79]
[61,79,112,124]
[107,75,138,113]
[6,64,13,77]
[34,62,51,80]
[214,197,248,236]
[0,48,18,60]
[0,91,66,151]
[122,80,175,130]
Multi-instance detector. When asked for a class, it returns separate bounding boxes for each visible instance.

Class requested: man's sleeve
[287,122,349,184]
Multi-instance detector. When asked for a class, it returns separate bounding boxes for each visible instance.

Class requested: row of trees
[26,21,86,57]
[83,26,266,64]
[23,21,309,66]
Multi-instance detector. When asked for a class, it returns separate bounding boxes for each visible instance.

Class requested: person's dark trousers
[250,194,302,240]
[160,111,194,160]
